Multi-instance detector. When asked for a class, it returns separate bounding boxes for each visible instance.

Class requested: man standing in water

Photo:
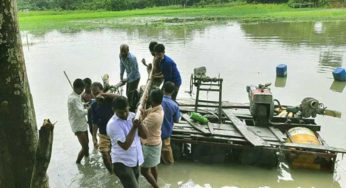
[153,44,182,101]
[67,79,89,164]
[119,44,141,111]
[107,96,148,188]
[161,81,181,164]
[82,78,95,146]
[140,89,164,188]
[142,41,164,89]
[91,82,118,174]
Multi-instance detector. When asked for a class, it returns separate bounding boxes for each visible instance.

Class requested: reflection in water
[178,179,212,188]
[314,22,324,34]
[275,77,287,88]
[158,161,341,188]
[241,21,346,75]
[277,162,293,182]
[330,81,346,93]
[241,21,346,47]
[319,51,343,72]
[21,20,346,188]
[69,151,120,188]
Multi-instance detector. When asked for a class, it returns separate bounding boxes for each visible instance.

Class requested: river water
[22,20,346,188]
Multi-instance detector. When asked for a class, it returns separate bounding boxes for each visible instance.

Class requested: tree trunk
[31,120,55,188]
[0,0,38,187]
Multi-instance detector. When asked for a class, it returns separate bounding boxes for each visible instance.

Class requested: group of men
[67,42,182,188]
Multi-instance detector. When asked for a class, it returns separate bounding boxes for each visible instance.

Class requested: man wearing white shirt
[107,96,148,188]
[67,79,89,164]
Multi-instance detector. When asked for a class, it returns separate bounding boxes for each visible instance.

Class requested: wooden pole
[30,119,55,188]
[134,59,155,120]
[63,71,73,89]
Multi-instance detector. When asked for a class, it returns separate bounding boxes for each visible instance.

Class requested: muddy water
[22,21,346,188]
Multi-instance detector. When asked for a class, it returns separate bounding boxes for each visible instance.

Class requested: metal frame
[192,75,223,123]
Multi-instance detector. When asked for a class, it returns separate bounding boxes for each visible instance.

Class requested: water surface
[23,20,346,188]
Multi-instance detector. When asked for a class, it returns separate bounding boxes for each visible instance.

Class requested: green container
[190,112,209,124]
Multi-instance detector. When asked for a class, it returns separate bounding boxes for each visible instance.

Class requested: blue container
[276,64,287,77]
[333,68,346,82]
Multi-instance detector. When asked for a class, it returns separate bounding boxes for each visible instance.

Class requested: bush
[246,0,288,3]
[287,0,328,7]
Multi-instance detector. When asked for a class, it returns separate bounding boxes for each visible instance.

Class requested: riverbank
[19,3,346,33]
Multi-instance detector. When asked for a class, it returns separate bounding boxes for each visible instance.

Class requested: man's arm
[101,93,119,98]
[137,118,148,139]
[131,55,140,74]
[117,123,138,150]
[141,58,148,67]
[120,60,125,81]
[173,106,181,123]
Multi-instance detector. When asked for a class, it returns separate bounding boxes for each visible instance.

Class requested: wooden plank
[181,114,211,135]
[222,109,270,147]
[174,126,242,138]
[247,126,278,140]
[173,126,242,138]
[179,107,253,120]
[175,121,280,141]
[171,133,248,143]
[269,127,287,142]
[175,122,241,136]
[172,128,280,142]
[207,122,215,134]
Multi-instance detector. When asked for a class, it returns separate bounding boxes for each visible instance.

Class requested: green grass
[18,3,346,33]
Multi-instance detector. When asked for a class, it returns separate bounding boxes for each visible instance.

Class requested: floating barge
[171,68,346,171]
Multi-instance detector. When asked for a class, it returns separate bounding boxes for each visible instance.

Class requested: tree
[0,1,54,188]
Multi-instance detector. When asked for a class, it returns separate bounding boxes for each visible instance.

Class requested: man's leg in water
[75,131,89,164]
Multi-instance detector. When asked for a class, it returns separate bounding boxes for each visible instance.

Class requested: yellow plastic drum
[286,127,324,170]
[286,127,320,145]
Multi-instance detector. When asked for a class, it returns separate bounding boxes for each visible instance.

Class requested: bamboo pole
[63,71,73,89]
[134,59,155,120]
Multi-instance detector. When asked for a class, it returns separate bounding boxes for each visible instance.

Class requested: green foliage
[287,0,328,8]
[17,0,235,11]
[18,3,346,34]
[246,0,288,4]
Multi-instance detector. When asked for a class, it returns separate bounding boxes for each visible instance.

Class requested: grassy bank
[19,3,346,33]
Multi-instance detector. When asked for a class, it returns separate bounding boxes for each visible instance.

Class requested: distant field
[18,4,346,32]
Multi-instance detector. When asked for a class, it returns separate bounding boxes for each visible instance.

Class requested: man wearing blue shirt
[161,81,181,164]
[119,44,141,111]
[153,44,182,101]
[91,82,118,173]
